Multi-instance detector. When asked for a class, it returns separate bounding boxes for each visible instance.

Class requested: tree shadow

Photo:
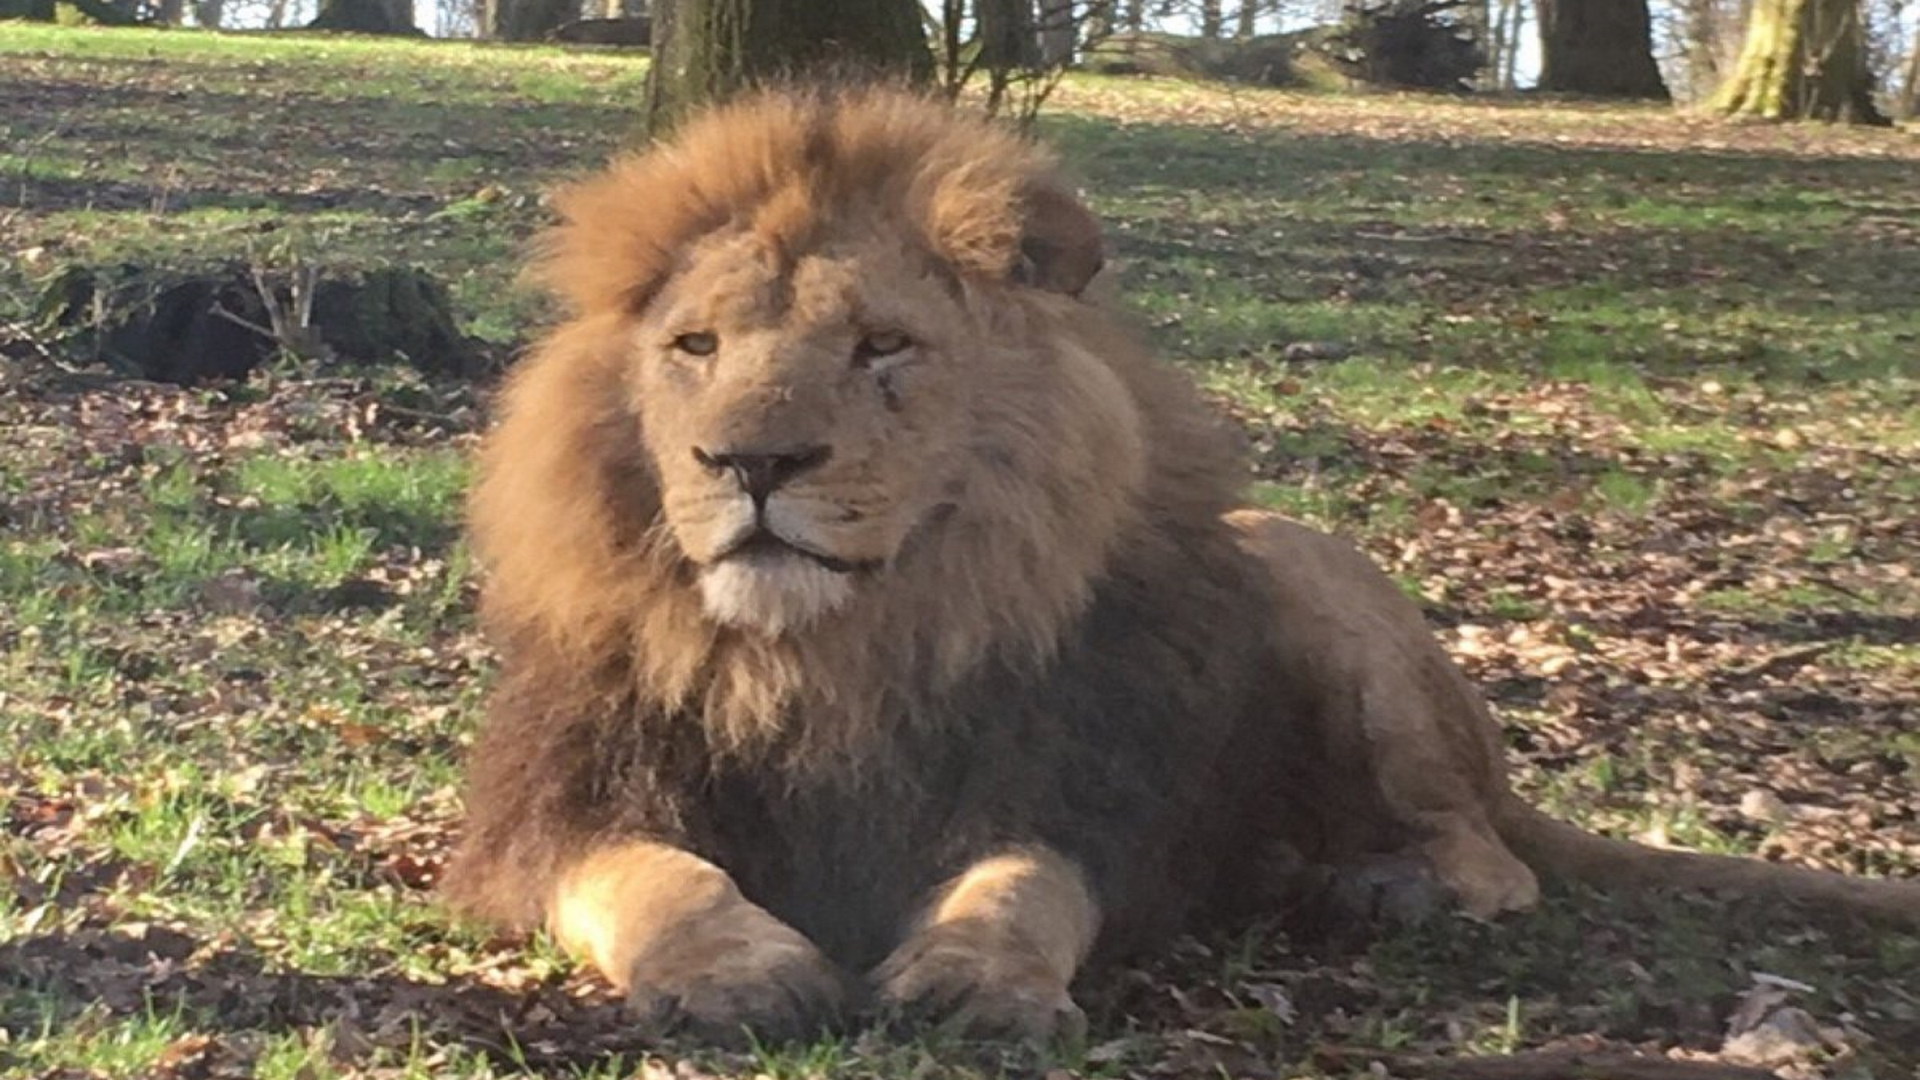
[0,923,652,1071]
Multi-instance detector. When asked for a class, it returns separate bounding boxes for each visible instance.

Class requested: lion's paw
[872,924,1085,1044]
[624,910,848,1046]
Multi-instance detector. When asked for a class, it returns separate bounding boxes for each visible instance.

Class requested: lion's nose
[692,444,832,503]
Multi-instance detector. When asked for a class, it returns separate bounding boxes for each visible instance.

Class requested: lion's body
[445,87,1917,1042]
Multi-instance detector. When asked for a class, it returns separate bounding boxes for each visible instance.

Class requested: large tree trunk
[1710,0,1887,123]
[1200,0,1223,37]
[1039,0,1077,65]
[486,0,574,40]
[646,0,932,135]
[1536,0,1671,99]
[308,0,416,32]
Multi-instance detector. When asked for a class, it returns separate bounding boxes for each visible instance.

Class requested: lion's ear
[1013,185,1105,297]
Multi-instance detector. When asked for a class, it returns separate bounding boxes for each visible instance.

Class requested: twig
[1354,230,1501,245]
[209,302,278,342]
[1725,641,1834,680]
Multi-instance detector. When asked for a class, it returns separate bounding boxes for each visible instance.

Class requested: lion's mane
[444,89,1294,968]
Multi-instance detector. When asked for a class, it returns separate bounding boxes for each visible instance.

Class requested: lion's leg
[551,840,848,1044]
[1228,510,1539,919]
[872,848,1098,1042]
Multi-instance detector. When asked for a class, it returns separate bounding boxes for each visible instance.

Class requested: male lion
[444,87,1920,1044]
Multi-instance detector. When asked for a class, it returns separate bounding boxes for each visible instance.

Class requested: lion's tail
[1493,798,1920,927]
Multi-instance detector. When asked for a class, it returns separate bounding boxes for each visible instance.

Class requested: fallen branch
[1725,641,1833,680]
[1314,1048,1780,1080]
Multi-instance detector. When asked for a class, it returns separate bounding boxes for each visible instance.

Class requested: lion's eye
[852,330,911,368]
[672,331,719,357]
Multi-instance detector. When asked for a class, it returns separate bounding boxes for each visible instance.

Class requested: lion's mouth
[714,529,879,575]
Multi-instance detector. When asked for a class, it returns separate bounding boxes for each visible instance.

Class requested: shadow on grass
[0,924,651,1072]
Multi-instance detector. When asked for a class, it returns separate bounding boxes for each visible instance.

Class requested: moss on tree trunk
[1711,0,1888,123]
[646,0,932,135]
[1536,0,1670,99]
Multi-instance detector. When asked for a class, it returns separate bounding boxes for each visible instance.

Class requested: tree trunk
[1677,0,1725,98]
[1903,36,1920,117]
[646,0,932,135]
[1039,0,1076,64]
[1536,0,1671,98]
[1123,0,1144,30]
[308,0,417,32]
[486,0,574,40]
[1710,0,1888,122]
[1200,0,1223,37]
[191,0,223,25]
[1234,0,1258,37]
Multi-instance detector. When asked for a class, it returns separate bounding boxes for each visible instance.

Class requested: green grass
[4,23,1919,1080]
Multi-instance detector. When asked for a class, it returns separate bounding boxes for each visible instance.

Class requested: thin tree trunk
[1710,0,1888,122]
[1679,0,1724,98]
[1235,0,1258,37]
[1200,0,1223,37]
[1039,0,1076,64]
[647,0,932,135]
[1900,30,1920,116]
[1537,0,1670,98]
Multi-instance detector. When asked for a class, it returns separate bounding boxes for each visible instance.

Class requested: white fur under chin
[699,552,854,636]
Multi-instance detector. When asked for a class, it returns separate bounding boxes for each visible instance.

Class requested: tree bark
[1123,0,1144,30]
[646,0,932,135]
[1710,0,1888,123]
[308,0,417,32]
[1039,0,1077,65]
[1536,0,1671,99]
[1200,0,1223,37]
[1903,37,1920,117]
[1234,0,1258,37]
[485,0,574,40]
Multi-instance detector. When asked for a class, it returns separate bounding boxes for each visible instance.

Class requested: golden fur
[446,87,1920,1045]
[467,88,1170,757]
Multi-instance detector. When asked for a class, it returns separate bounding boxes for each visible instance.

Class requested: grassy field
[4,23,1919,1080]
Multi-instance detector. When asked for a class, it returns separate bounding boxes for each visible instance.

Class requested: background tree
[481,0,570,39]
[1486,0,1525,88]
[1537,0,1670,97]
[647,0,932,133]
[1903,30,1920,115]
[0,0,57,18]
[308,0,415,31]
[1711,0,1888,121]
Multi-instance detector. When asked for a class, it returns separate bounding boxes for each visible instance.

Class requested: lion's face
[632,228,979,636]
[477,90,1188,696]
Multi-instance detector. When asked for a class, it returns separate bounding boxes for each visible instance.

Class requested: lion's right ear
[1012,185,1105,298]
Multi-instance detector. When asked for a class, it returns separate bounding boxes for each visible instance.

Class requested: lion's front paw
[872,922,1086,1043]
[624,908,849,1046]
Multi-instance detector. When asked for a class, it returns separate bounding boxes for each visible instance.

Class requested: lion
[442,86,1920,1045]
